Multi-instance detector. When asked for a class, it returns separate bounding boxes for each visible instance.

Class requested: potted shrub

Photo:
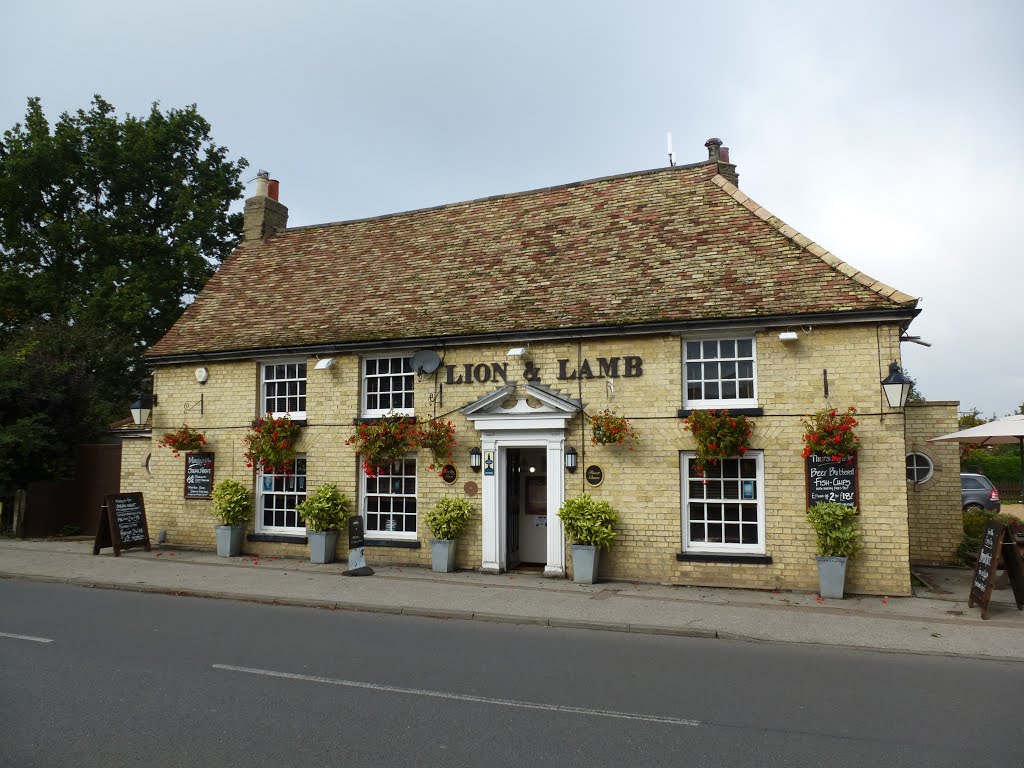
[683,409,752,476]
[806,501,862,598]
[243,414,302,474]
[424,497,474,572]
[557,494,618,584]
[296,483,351,564]
[210,478,252,557]
[590,409,639,448]
[158,424,206,457]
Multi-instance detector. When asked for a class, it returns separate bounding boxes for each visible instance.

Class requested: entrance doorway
[504,446,547,568]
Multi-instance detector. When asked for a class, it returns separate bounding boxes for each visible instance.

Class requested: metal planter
[308,530,339,564]
[816,555,848,599]
[215,525,244,557]
[571,544,601,584]
[431,539,457,573]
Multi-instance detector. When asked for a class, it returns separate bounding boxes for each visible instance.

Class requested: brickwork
[904,402,962,564]
[124,321,921,594]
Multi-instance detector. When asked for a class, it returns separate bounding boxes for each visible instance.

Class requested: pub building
[122,139,962,596]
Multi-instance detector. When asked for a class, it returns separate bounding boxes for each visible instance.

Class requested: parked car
[960,473,1001,513]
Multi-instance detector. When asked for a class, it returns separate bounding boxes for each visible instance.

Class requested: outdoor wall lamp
[565,446,578,473]
[778,331,799,343]
[469,447,482,472]
[507,347,528,359]
[130,393,153,426]
[881,360,912,409]
[314,357,335,370]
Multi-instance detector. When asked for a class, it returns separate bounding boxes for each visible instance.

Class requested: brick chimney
[243,170,289,242]
[705,137,739,187]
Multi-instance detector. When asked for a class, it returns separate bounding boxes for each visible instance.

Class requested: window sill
[678,408,763,418]
[248,533,308,544]
[676,552,772,564]
[364,538,421,549]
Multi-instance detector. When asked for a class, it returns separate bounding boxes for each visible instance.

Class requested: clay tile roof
[147,162,917,359]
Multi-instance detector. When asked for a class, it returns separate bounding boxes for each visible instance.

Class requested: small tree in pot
[806,501,862,598]
[296,484,351,564]
[424,497,474,573]
[211,479,252,557]
[557,494,618,584]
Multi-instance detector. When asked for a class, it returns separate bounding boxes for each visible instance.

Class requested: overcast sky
[2,1,1021,417]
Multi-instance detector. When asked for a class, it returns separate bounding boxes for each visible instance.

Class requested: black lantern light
[881,360,912,409]
[469,447,482,472]
[564,446,578,473]
[130,393,153,426]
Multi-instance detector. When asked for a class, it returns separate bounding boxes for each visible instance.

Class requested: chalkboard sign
[968,521,1024,619]
[93,493,151,557]
[184,452,215,499]
[806,454,858,509]
[348,517,365,550]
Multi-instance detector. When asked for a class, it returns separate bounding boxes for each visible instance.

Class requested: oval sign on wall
[440,464,458,484]
[585,464,604,487]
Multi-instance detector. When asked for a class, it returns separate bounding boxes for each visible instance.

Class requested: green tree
[0,96,247,495]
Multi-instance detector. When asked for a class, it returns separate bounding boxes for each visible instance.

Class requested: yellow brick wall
[904,402,962,564]
[124,321,917,594]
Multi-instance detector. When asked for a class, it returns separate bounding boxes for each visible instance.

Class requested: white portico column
[479,432,502,574]
[545,440,566,577]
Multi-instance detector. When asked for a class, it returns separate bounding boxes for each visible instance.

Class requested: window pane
[722,381,737,399]
[704,382,719,399]
[720,340,735,357]
[685,341,701,359]
[741,526,758,544]
[702,340,718,359]
[738,381,753,399]
[737,339,753,357]
[690,522,705,542]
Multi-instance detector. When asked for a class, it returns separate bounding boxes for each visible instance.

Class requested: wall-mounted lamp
[195,366,209,384]
[469,447,482,472]
[507,347,528,359]
[314,357,335,370]
[130,393,153,426]
[778,331,799,343]
[881,360,912,409]
[565,446,578,473]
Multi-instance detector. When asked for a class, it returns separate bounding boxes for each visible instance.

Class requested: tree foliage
[0,96,247,493]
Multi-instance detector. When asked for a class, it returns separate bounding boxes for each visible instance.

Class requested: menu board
[184,452,215,499]
[93,493,151,556]
[968,521,1024,619]
[806,454,858,509]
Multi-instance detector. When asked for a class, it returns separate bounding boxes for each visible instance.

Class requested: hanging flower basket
[801,406,860,462]
[590,409,639,448]
[418,419,457,472]
[243,413,302,475]
[346,415,420,477]
[158,424,207,457]
[683,409,753,476]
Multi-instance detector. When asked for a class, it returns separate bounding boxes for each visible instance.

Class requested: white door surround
[462,383,583,576]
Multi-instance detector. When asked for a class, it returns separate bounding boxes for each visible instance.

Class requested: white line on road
[213,663,700,728]
[0,631,53,643]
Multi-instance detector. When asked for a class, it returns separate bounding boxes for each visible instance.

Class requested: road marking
[0,632,53,643]
[213,663,700,727]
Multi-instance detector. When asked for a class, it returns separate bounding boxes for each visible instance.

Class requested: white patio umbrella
[929,414,1024,503]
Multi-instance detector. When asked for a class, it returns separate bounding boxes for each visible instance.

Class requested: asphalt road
[1,579,1020,767]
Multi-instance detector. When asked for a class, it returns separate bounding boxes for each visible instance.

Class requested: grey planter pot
[309,530,339,564]
[431,539,457,573]
[816,556,848,599]
[571,544,600,584]
[215,525,244,557]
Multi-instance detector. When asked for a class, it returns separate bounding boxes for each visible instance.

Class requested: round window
[906,453,933,484]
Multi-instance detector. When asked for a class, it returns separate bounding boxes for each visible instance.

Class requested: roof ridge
[709,174,917,305]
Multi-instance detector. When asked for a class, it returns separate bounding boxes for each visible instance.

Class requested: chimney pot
[719,146,730,163]
[705,137,723,162]
[243,170,288,242]
[268,179,279,201]
[255,170,269,198]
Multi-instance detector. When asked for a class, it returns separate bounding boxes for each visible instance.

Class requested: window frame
[256,455,308,535]
[905,452,934,484]
[682,336,758,410]
[260,359,308,420]
[361,355,415,417]
[361,456,418,540]
[680,451,766,555]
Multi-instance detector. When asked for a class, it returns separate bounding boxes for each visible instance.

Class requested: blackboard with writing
[93,493,151,557]
[969,521,1024,620]
[184,452,215,499]
[806,454,858,509]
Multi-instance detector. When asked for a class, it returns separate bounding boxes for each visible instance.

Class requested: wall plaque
[440,464,458,484]
[585,464,604,487]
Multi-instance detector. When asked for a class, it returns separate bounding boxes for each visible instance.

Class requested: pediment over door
[461,382,583,431]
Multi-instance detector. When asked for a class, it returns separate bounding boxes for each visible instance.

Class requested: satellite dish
[410,349,441,375]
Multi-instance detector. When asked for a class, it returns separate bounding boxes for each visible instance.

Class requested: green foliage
[0,96,246,495]
[961,447,1021,483]
[296,483,351,533]
[243,414,302,474]
[557,494,619,550]
[211,479,252,526]
[956,509,1021,565]
[683,409,752,475]
[806,502,862,558]
[424,497,474,540]
[801,406,860,461]
[902,368,926,404]
[346,416,420,477]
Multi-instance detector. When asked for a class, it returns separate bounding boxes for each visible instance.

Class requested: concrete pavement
[1,537,1021,661]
